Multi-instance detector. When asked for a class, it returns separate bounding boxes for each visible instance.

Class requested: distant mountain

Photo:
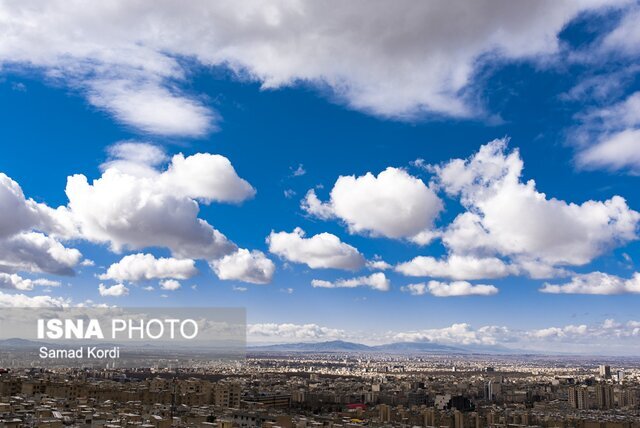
[0,338,50,348]
[248,340,508,354]
[250,340,372,352]
[372,341,465,353]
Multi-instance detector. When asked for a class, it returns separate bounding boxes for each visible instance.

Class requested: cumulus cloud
[311,272,390,291]
[366,259,392,271]
[396,254,515,280]
[65,144,254,259]
[400,283,428,296]
[0,232,82,276]
[425,280,498,297]
[99,253,198,282]
[160,153,256,204]
[210,248,276,284]
[0,273,60,291]
[0,144,268,285]
[540,271,640,295]
[302,167,442,243]
[0,0,626,133]
[525,319,640,346]
[392,323,511,346]
[388,320,640,351]
[248,323,345,342]
[0,290,70,308]
[0,173,76,239]
[267,228,365,270]
[433,139,639,270]
[98,283,129,297]
[210,249,275,284]
[159,279,181,291]
[529,324,588,339]
[401,280,497,297]
[0,173,83,280]
[0,173,46,238]
[100,141,169,177]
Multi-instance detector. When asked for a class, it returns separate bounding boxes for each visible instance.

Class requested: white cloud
[600,5,640,57]
[248,323,345,342]
[302,167,442,243]
[160,153,256,204]
[210,249,275,284]
[0,173,44,238]
[575,92,640,174]
[267,228,365,270]
[159,279,181,291]
[0,290,70,308]
[88,80,214,137]
[401,280,498,298]
[290,164,306,177]
[0,174,83,279]
[65,147,252,259]
[366,259,392,271]
[0,273,60,291]
[392,323,511,346]
[526,319,640,344]
[0,232,82,276]
[579,128,640,174]
[401,283,428,296]
[396,254,515,280]
[540,271,640,295]
[529,324,588,339]
[100,142,256,203]
[100,141,168,177]
[99,253,198,282]
[311,272,390,291]
[300,189,335,220]
[426,280,498,297]
[0,0,625,131]
[98,283,129,297]
[0,173,77,239]
[434,139,639,270]
[0,146,268,285]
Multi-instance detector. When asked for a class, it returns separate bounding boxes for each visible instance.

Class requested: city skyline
[1,1,640,355]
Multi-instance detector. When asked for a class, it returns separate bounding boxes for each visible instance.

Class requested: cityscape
[2,350,640,427]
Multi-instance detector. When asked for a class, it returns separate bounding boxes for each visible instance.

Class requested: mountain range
[248,339,521,354]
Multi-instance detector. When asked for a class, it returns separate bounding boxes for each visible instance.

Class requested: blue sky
[1,1,640,354]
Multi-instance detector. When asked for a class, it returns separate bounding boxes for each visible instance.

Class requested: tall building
[379,404,391,423]
[485,381,494,401]
[616,388,638,408]
[595,384,614,409]
[568,386,590,410]
[454,410,464,428]
[422,408,435,427]
[599,365,612,379]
